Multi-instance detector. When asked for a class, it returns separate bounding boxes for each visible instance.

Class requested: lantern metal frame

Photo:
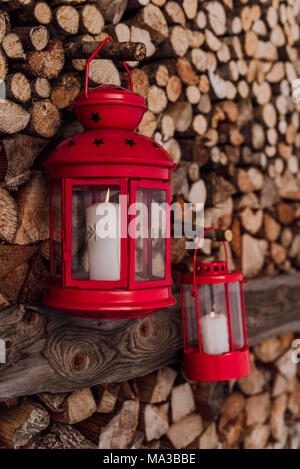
[43,37,176,319]
[180,226,251,382]
[129,179,171,290]
[64,177,128,290]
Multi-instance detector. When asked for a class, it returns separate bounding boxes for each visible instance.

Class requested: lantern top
[72,36,147,131]
[45,36,175,180]
[196,261,228,275]
[44,127,175,179]
[72,84,147,131]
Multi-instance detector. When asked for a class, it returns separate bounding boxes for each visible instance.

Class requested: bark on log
[2,33,25,59]
[0,399,50,449]
[29,100,61,138]
[65,40,146,61]
[0,133,47,190]
[23,39,65,79]
[12,26,49,51]
[0,10,10,43]
[96,0,128,25]
[14,171,49,244]
[5,72,31,103]
[50,388,97,424]
[79,4,104,35]
[27,422,96,449]
[0,100,30,134]
[0,187,18,243]
[15,1,52,25]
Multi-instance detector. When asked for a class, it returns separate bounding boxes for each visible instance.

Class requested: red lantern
[180,227,251,381]
[43,38,176,319]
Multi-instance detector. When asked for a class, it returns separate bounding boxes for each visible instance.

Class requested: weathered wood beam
[0,272,300,401]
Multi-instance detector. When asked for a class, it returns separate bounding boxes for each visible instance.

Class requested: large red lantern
[180,227,251,381]
[43,38,176,319]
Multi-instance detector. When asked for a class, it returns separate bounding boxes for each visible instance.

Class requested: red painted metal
[184,347,251,382]
[225,283,234,352]
[43,37,176,319]
[180,227,251,381]
[63,178,128,290]
[180,271,243,285]
[84,37,134,99]
[128,179,171,290]
[43,285,174,319]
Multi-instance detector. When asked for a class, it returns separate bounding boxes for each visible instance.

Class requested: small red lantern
[180,227,251,381]
[43,37,176,319]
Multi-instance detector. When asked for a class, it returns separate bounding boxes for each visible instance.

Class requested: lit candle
[85,189,120,281]
[200,305,230,355]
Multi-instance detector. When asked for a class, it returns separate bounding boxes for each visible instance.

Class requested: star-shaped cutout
[67,140,76,147]
[125,139,136,147]
[91,112,101,123]
[93,138,104,146]
[152,142,160,150]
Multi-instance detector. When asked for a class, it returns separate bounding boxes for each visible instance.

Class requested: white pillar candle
[85,190,120,281]
[200,311,230,355]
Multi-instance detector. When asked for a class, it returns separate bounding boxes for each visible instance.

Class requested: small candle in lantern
[200,305,230,355]
[85,188,120,281]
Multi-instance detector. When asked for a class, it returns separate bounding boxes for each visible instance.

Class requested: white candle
[200,310,230,355]
[85,189,120,281]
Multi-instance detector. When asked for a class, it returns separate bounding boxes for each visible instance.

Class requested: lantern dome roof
[45,82,175,180]
[72,84,147,131]
[45,128,175,170]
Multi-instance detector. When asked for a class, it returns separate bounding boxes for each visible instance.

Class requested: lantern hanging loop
[84,36,133,100]
[192,226,229,293]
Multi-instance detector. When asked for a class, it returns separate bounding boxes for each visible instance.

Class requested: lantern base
[43,285,176,319]
[184,346,251,382]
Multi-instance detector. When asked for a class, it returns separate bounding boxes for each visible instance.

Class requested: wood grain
[0,272,300,401]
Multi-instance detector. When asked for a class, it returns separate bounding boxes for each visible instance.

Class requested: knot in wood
[138,320,154,338]
[44,329,110,384]
[72,351,89,371]
[124,310,183,369]
[24,311,40,325]
[4,338,12,349]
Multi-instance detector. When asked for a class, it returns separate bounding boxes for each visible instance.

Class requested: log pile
[0,0,300,452]
[0,0,298,300]
[0,331,300,449]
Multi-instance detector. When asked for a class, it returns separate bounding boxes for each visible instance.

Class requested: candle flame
[105,188,110,204]
[210,304,216,319]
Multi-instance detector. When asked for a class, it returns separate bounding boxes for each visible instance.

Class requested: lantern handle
[84,36,133,100]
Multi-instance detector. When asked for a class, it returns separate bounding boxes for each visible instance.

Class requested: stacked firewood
[0,0,299,304]
[1,0,300,452]
[0,0,300,282]
[0,331,299,450]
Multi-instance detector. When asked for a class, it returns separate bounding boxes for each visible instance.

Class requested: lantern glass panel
[134,188,167,282]
[71,184,121,281]
[182,283,199,351]
[228,282,245,350]
[51,184,62,278]
[198,284,230,355]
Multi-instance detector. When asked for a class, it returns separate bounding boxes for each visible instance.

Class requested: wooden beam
[0,272,300,401]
